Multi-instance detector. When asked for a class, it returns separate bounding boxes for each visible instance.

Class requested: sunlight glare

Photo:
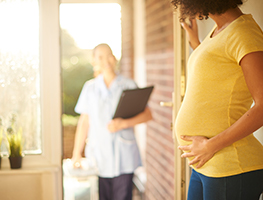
[0,0,39,54]
[60,3,122,59]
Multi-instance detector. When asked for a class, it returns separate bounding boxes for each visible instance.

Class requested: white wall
[133,0,147,166]
[241,0,263,145]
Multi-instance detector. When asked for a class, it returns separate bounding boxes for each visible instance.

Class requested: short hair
[171,0,244,21]
[93,43,113,56]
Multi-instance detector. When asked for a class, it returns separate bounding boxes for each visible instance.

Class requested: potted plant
[6,127,24,169]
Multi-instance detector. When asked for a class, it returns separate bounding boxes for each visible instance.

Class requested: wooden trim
[173,10,191,200]
[60,0,122,4]
[173,10,183,200]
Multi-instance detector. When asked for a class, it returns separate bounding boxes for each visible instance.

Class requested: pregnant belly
[174,104,230,146]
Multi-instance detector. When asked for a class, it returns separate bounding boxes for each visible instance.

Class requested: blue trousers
[188,169,263,200]
[99,173,134,200]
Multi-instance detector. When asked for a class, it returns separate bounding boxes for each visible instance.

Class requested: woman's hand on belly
[178,135,216,168]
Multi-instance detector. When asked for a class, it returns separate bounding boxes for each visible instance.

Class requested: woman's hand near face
[181,18,201,50]
[178,135,217,168]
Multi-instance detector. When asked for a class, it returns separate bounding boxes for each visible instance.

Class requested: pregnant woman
[171,0,263,199]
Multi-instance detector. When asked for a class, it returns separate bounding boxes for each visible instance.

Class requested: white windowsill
[0,165,60,174]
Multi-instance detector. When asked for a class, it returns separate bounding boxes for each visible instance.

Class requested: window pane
[0,0,41,154]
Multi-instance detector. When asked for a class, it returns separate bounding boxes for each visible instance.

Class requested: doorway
[59,2,122,200]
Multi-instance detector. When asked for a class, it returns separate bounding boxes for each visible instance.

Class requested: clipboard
[113,86,154,119]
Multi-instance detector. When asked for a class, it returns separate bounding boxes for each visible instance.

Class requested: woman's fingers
[196,160,206,168]
[178,136,194,151]
[181,22,189,30]
[180,135,194,141]
[188,157,200,165]
[190,18,197,29]
[181,18,200,49]
[178,135,214,168]
[181,19,196,32]
[178,145,191,151]
[181,151,195,158]
[182,154,207,168]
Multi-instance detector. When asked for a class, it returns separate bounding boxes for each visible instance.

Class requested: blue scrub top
[75,74,142,178]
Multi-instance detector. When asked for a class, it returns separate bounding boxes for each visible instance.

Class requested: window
[0,0,41,154]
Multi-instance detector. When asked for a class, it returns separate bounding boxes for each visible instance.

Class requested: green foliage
[6,128,23,157]
[0,127,3,147]
[62,114,79,126]
[61,29,94,116]
[62,64,93,116]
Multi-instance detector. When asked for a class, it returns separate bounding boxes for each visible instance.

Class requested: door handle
[160,101,173,107]
[160,101,174,130]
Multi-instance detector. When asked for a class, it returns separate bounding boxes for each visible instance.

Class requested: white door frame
[173,10,191,200]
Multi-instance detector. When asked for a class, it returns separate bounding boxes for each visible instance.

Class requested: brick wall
[145,1,175,199]
[63,125,84,159]
[63,125,76,159]
[121,0,175,199]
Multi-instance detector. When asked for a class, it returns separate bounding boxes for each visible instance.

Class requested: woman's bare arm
[181,18,201,50]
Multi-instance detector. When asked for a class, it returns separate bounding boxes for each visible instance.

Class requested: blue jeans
[188,169,263,200]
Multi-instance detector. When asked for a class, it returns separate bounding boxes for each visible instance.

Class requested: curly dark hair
[171,0,244,21]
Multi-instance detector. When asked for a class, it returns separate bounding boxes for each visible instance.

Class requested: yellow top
[175,14,263,177]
